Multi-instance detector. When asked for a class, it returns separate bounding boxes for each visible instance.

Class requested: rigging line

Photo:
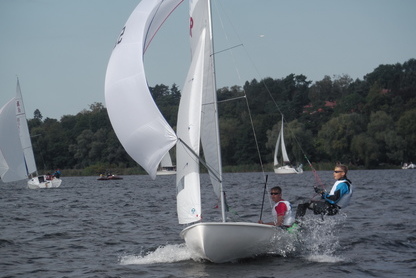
[203,95,245,106]
[242,88,266,179]
[237,38,322,187]
[211,0,243,81]
[259,174,269,221]
[211,0,266,182]
[211,1,304,188]
[211,44,243,56]
[281,116,324,188]
[211,0,267,183]
[177,138,222,184]
[217,95,246,103]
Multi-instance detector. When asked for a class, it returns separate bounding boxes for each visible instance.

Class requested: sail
[280,119,290,163]
[194,0,223,199]
[273,127,282,166]
[274,117,290,166]
[176,27,206,224]
[176,0,223,224]
[160,152,173,168]
[15,78,37,176]
[0,98,27,182]
[104,0,183,179]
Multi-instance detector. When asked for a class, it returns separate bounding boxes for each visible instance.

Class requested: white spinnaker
[0,98,27,182]
[15,78,37,176]
[105,0,183,179]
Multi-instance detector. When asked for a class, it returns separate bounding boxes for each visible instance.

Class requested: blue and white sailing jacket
[322,178,353,208]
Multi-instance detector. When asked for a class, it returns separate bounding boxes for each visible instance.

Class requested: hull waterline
[180,222,276,263]
[274,165,303,174]
[27,176,62,189]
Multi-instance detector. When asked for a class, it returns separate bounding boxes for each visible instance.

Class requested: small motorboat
[97,174,123,180]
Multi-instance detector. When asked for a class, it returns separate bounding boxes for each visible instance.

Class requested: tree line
[28,59,416,174]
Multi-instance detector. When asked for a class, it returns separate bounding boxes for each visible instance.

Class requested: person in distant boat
[46,173,53,180]
[295,164,353,218]
[53,169,61,179]
[258,186,295,228]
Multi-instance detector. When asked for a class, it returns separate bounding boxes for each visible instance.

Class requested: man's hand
[314,186,325,194]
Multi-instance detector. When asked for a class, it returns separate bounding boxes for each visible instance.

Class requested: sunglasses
[270,192,281,195]
[333,171,344,173]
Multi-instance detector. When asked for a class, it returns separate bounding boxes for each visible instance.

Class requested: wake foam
[296,214,347,262]
[119,243,195,265]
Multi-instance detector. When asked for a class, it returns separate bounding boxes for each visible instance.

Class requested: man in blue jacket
[296,164,353,218]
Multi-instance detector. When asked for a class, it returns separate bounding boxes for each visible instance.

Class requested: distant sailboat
[156,152,176,175]
[273,116,303,174]
[105,0,277,263]
[402,162,415,169]
[0,78,62,189]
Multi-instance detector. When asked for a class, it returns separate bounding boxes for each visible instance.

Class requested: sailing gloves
[314,186,325,195]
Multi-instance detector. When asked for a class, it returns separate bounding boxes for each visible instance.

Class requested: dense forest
[28,59,416,175]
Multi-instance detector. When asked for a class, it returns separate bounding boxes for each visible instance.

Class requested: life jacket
[329,179,353,208]
[272,200,295,226]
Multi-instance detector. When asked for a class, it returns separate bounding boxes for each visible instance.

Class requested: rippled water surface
[1,169,415,277]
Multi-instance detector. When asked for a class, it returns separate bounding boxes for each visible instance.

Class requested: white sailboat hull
[27,176,62,189]
[180,222,276,263]
[402,163,416,169]
[156,169,176,175]
[274,165,303,174]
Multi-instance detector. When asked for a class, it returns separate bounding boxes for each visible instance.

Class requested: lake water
[1,169,415,277]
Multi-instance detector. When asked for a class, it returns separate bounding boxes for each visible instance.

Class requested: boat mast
[207,0,226,222]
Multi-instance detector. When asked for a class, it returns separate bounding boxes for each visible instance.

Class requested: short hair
[270,186,282,193]
[335,164,348,175]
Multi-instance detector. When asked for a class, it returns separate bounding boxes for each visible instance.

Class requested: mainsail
[274,117,290,166]
[15,79,37,177]
[0,98,27,182]
[0,78,37,182]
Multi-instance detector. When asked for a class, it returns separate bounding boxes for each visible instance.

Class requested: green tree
[397,109,416,162]
[317,113,366,163]
[365,111,404,165]
[350,133,379,167]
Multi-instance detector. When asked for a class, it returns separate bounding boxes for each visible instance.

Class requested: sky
[1,0,415,120]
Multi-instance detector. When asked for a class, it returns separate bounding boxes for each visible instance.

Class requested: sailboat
[105,0,277,263]
[0,78,62,189]
[273,116,303,174]
[156,152,176,175]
